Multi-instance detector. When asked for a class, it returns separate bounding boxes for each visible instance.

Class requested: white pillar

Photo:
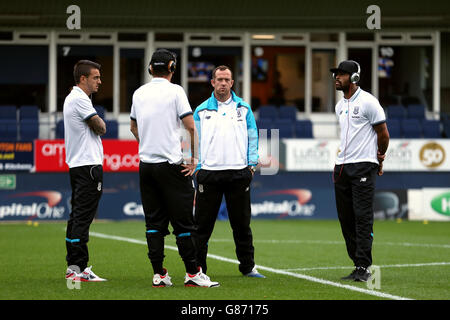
[433,31,441,117]
[305,45,312,115]
[113,41,120,118]
[48,31,57,139]
[144,31,155,85]
[243,32,251,104]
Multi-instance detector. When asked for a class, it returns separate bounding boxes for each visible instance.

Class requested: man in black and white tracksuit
[64,60,107,282]
[193,65,264,278]
[331,60,390,282]
[130,49,218,288]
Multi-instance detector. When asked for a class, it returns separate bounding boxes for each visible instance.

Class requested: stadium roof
[0,0,449,31]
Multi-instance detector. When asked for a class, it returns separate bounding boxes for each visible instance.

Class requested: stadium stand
[103,120,119,139]
[258,105,278,120]
[443,120,450,138]
[294,120,313,138]
[406,104,426,120]
[273,119,294,138]
[55,120,65,139]
[278,106,297,121]
[19,105,39,140]
[422,120,441,138]
[386,105,406,119]
[94,105,105,120]
[401,118,422,138]
[386,119,401,138]
[0,105,18,141]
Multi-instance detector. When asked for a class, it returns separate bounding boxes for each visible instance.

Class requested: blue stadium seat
[258,105,278,120]
[387,105,406,119]
[56,120,65,139]
[272,119,294,138]
[257,119,273,139]
[103,120,118,139]
[19,119,39,141]
[401,119,422,138]
[94,105,105,120]
[294,120,313,138]
[407,104,425,120]
[443,120,450,138]
[278,106,297,121]
[19,105,39,121]
[386,119,401,138]
[0,120,18,141]
[422,120,441,138]
[0,105,17,120]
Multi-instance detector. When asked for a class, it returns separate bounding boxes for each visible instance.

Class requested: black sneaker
[341,268,357,280]
[354,266,371,282]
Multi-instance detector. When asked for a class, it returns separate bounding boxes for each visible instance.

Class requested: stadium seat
[407,104,426,120]
[0,120,18,141]
[443,120,450,138]
[103,120,118,139]
[0,105,17,120]
[19,119,39,141]
[258,105,278,120]
[257,119,273,139]
[94,105,105,120]
[278,106,297,121]
[386,119,401,138]
[272,119,294,138]
[56,120,65,139]
[294,120,313,138]
[387,105,406,119]
[401,119,422,138]
[422,120,441,138]
[19,105,39,121]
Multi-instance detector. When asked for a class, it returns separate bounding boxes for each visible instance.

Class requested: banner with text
[34,140,139,172]
[0,141,34,172]
[284,139,450,172]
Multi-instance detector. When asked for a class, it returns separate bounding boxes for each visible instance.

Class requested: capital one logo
[419,142,445,168]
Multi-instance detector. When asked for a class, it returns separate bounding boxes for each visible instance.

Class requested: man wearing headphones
[331,60,390,282]
[130,49,219,288]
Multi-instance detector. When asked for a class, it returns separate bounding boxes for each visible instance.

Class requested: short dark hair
[73,60,101,84]
[149,49,176,76]
[212,65,233,79]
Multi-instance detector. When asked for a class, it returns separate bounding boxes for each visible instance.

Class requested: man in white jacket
[193,65,264,278]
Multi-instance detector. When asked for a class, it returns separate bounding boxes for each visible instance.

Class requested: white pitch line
[210,238,450,249]
[89,231,413,300]
[283,262,450,272]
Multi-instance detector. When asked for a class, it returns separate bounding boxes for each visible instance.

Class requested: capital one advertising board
[34,140,139,172]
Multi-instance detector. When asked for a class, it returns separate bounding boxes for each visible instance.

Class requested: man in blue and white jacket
[193,65,264,278]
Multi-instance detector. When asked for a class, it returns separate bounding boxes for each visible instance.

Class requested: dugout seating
[401,119,422,138]
[103,120,119,139]
[0,105,18,141]
[406,104,426,120]
[294,120,313,138]
[19,105,39,140]
[386,105,407,119]
[258,105,278,120]
[386,119,401,138]
[422,120,441,138]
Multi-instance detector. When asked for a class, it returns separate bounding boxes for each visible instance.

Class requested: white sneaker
[65,267,79,280]
[184,267,220,287]
[152,268,173,287]
[77,266,107,282]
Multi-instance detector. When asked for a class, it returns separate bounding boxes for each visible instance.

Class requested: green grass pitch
[0,219,449,300]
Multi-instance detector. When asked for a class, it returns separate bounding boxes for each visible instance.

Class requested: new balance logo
[360,177,367,182]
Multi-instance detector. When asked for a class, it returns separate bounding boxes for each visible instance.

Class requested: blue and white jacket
[193,91,259,171]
